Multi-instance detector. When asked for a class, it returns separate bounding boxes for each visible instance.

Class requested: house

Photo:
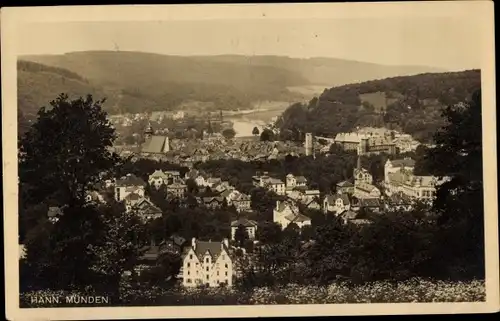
[181,238,233,287]
[354,168,373,185]
[85,190,105,204]
[148,170,170,189]
[273,200,312,229]
[351,197,381,213]
[127,198,163,221]
[200,196,225,209]
[165,235,188,254]
[285,174,308,189]
[353,182,381,199]
[385,192,414,211]
[166,182,187,199]
[338,209,358,224]
[323,193,351,214]
[231,193,252,212]
[336,181,355,195]
[115,174,146,202]
[304,198,322,210]
[385,170,442,200]
[262,177,286,195]
[231,218,258,240]
[47,206,63,223]
[384,158,416,184]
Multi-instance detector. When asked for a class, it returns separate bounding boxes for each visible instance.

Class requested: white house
[114,174,146,202]
[148,170,170,189]
[263,178,286,195]
[231,218,258,240]
[273,200,311,229]
[285,174,308,189]
[181,238,233,287]
[323,193,351,214]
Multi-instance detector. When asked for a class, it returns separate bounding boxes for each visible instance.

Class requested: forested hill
[17,60,117,129]
[277,70,481,144]
[19,51,443,116]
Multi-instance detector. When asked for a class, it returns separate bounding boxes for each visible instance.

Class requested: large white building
[181,238,233,287]
[384,158,447,201]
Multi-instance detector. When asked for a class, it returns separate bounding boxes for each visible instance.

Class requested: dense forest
[277,70,481,143]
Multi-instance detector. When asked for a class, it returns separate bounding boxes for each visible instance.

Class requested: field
[20,278,485,307]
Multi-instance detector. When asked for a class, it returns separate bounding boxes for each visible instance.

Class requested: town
[37,118,446,289]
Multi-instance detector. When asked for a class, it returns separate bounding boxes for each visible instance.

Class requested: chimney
[191,237,196,250]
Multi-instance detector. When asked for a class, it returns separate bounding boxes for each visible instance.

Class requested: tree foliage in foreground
[19,93,119,207]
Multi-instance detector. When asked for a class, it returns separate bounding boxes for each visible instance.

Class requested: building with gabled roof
[231,218,258,240]
[336,180,355,195]
[181,238,233,287]
[115,174,146,202]
[126,197,162,221]
[140,123,170,156]
[273,200,311,229]
[323,193,351,214]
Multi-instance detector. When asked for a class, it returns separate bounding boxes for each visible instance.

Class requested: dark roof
[340,210,358,220]
[359,198,381,208]
[387,192,412,205]
[169,235,187,247]
[337,180,354,188]
[295,176,307,183]
[194,241,227,259]
[47,206,63,218]
[285,212,311,223]
[231,218,258,227]
[142,135,169,154]
[116,174,146,187]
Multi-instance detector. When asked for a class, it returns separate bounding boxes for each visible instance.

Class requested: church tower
[144,122,154,141]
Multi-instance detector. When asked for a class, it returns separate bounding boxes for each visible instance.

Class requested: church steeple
[357,155,362,171]
[144,122,154,140]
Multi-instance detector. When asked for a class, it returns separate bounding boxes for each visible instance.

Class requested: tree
[222,128,236,140]
[255,221,282,244]
[19,94,119,207]
[88,202,144,298]
[260,129,275,142]
[424,89,484,279]
[234,224,248,248]
[252,126,260,136]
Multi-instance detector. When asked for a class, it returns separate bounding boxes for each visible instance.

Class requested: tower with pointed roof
[144,122,154,141]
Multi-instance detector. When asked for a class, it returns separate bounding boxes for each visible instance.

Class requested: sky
[16,18,483,71]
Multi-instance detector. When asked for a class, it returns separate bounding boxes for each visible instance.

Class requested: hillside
[277,70,481,144]
[194,55,446,87]
[18,51,444,116]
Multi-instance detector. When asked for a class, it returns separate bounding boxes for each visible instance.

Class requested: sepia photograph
[2,2,498,319]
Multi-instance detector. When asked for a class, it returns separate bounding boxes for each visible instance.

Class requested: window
[187,279,191,283]
[187,271,190,275]
[206,275,209,280]
[225,271,228,276]
[187,263,190,268]
[217,280,220,284]
[206,267,209,271]
[221,255,225,260]
[190,254,193,259]
[205,258,209,263]
[217,271,219,276]
[225,264,228,268]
